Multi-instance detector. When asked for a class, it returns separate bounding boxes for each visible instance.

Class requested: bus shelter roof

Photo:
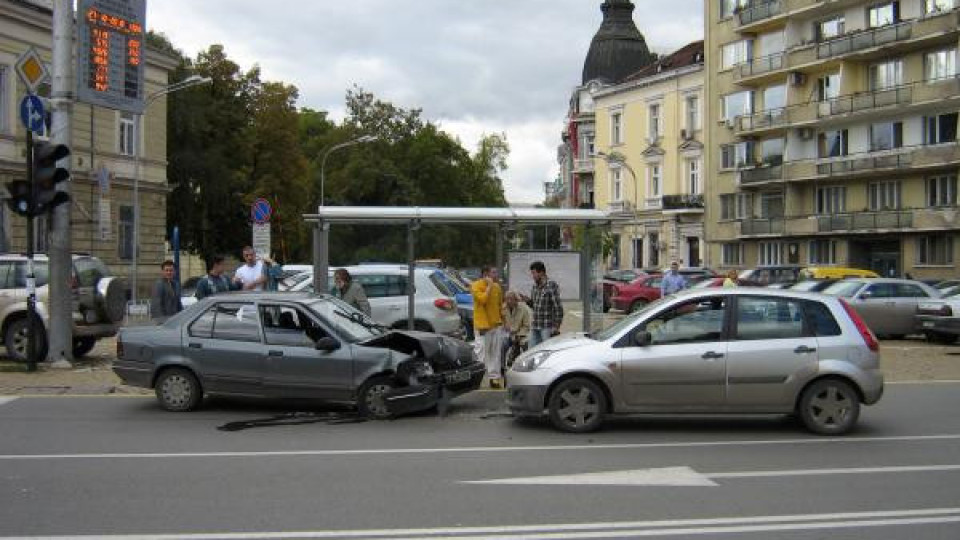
[303,206,630,225]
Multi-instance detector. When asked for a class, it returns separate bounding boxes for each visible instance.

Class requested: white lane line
[2,508,958,539]
[712,463,960,479]
[0,433,959,461]
[0,397,18,406]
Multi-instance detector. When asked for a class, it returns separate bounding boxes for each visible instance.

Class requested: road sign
[75,0,147,114]
[252,222,271,259]
[20,95,45,134]
[15,47,49,92]
[251,197,272,224]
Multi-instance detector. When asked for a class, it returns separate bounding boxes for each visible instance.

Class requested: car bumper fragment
[506,384,549,416]
[915,316,960,335]
[112,360,153,388]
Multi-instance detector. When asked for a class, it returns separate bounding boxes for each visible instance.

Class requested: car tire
[629,299,647,313]
[357,376,397,419]
[547,377,607,433]
[4,317,48,363]
[155,368,202,412]
[797,378,860,435]
[72,338,97,358]
[924,331,958,345]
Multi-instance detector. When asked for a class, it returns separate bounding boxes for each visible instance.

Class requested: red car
[610,274,665,313]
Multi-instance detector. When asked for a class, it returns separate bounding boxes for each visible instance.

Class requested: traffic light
[5,180,33,217]
[32,142,71,214]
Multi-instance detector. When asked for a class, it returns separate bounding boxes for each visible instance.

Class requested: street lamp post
[312,135,376,294]
[131,75,212,303]
[598,151,640,268]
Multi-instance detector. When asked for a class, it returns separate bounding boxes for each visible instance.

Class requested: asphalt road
[1,383,959,539]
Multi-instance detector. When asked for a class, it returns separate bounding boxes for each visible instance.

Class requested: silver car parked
[821,278,941,338]
[507,289,884,434]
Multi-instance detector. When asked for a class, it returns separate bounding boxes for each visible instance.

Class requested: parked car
[933,279,960,291]
[798,267,879,281]
[915,289,960,344]
[430,270,475,340]
[738,265,803,287]
[506,288,884,434]
[690,277,727,289]
[609,274,664,313]
[0,253,126,361]
[290,265,462,337]
[788,279,840,293]
[601,269,648,312]
[821,278,942,338]
[113,292,486,415]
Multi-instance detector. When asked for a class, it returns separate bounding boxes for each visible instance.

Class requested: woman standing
[334,268,372,316]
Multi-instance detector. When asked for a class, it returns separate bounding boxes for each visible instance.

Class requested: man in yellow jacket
[471,265,504,387]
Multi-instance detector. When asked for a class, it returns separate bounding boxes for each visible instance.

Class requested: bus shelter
[304,207,630,333]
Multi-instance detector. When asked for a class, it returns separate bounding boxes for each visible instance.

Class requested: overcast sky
[147,1,703,204]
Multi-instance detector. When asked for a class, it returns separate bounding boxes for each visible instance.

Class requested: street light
[131,75,212,303]
[313,134,377,294]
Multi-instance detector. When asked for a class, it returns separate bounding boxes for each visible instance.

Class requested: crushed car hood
[361,330,474,371]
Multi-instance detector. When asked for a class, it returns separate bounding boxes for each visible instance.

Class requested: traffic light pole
[25,131,37,372]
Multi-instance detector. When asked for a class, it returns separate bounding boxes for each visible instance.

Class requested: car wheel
[357,376,397,419]
[72,338,97,358]
[798,378,860,435]
[155,368,202,412]
[629,299,647,313]
[925,331,958,345]
[4,317,48,363]
[547,377,607,433]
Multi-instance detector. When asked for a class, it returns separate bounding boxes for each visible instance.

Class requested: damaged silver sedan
[113,292,486,417]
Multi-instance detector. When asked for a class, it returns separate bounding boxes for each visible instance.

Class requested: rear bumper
[915,316,960,335]
[112,360,153,388]
[73,322,119,339]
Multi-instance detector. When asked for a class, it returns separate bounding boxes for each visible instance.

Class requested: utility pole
[47,0,74,366]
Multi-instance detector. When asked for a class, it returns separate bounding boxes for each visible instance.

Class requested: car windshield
[74,257,110,287]
[281,272,312,289]
[306,297,385,341]
[593,295,672,341]
[822,281,865,298]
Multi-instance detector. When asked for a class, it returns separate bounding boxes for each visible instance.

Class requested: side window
[211,303,260,342]
[736,296,804,340]
[188,308,216,338]
[643,296,727,345]
[260,304,328,347]
[896,284,928,298]
[864,283,895,298]
[0,262,11,289]
[387,275,408,296]
[356,274,389,298]
[33,261,49,287]
[647,277,663,289]
[804,300,841,337]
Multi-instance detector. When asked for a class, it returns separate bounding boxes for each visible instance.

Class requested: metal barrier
[123,300,153,327]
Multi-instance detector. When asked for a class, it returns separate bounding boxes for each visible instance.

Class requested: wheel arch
[794,374,865,412]
[150,363,203,393]
[544,372,615,414]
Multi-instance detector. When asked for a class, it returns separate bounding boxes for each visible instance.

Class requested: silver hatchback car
[507,289,884,434]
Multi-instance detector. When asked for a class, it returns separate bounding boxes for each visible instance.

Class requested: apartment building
[705,0,960,279]
[592,42,706,269]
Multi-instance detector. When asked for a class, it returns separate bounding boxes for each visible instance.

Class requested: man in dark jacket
[195,256,240,300]
[150,260,182,323]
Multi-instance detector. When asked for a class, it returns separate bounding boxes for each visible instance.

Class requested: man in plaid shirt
[526,261,563,348]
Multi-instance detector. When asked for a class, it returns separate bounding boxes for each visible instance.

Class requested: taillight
[116,336,124,358]
[434,298,455,311]
[918,304,953,317]
[839,298,879,352]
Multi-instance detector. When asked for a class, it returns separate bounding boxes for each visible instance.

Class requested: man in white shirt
[234,246,266,291]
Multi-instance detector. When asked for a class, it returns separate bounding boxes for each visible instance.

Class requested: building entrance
[849,239,901,278]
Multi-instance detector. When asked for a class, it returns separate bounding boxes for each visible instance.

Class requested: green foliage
[571,225,615,260]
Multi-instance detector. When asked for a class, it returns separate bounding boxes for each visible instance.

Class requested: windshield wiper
[333,309,388,332]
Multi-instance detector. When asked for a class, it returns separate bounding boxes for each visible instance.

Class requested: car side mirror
[859,291,873,300]
[315,337,340,352]
[634,330,652,347]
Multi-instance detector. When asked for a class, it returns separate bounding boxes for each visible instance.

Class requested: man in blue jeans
[525,261,563,348]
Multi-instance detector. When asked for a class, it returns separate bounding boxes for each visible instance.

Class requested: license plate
[922,321,935,328]
[446,369,472,384]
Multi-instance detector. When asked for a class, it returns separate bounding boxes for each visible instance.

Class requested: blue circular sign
[251,197,272,224]
[20,95,45,134]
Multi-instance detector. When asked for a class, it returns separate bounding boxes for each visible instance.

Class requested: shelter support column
[407,220,418,330]
[313,220,330,294]
[582,223,592,333]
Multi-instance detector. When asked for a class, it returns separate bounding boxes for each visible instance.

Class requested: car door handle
[188,343,202,349]
[268,350,283,357]
[794,345,817,354]
[701,351,724,360]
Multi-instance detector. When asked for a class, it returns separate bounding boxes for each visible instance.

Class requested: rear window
[803,300,841,336]
[736,296,804,340]
[73,257,110,287]
[822,281,864,298]
[0,261,49,289]
[355,274,408,298]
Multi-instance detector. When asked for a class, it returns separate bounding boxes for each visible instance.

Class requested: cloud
[147,1,703,203]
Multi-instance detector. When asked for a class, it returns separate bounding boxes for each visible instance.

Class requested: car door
[184,301,265,396]
[618,295,729,410]
[851,282,898,336]
[258,303,355,401]
[891,283,932,335]
[725,295,818,410]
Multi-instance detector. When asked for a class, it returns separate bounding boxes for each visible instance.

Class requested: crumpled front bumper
[382,362,486,416]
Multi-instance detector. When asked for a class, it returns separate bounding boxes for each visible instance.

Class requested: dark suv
[0,254,128,361]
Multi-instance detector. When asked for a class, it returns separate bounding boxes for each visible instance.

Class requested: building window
[809,240,838,264]
[610,111,623,145]
[816,16,846,41]
[926,0,957,14]
[720,0,749,18]
[118,205,134,260]
[868,181,902,210]
[763,85,787,111]
[648,103,661,141]
[758,242,784,265]
[761,138,784,165]
[648,232,660,268]
[0,65,7,133]
[868,2,899,28]
[926,175,958,207]
[722,91,753,123]
[580,134,595,159]
[870,121,903,151]
[818,129,849,157]
[721,141,754,169]
[925,49,957,81]
[925,113,958,144]
[759,192,784,219]
[721,39,752,70]
[816,186,847,214]
[685,95,699,132]
[869,60,903,90]
[647,165,662,198]
[610,168,623,202]
[917,235,954,265]
[722,243,744,266]
[119,112,136,156]
[721,193,753,220]
[817,73,840,101]
[687,159,701,194]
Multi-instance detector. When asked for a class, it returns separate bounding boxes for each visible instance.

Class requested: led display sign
[76,0,146,114]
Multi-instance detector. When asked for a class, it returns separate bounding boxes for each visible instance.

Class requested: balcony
[737,0,783,27]
[737,52,785,80]
[573,158,595,174]
[816,22,913,60]
[740,218,785,236]
[737,108,789,134]
[819,85,912,118]
[816,210,914,232]
[607,200,633,214]
[662,194,705,212]
[738,164,784,185]
[816,152,911,176]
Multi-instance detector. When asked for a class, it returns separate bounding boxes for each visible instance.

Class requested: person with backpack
[195,256,240,300]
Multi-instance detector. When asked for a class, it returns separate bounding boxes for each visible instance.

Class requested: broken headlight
[512,350,553,372]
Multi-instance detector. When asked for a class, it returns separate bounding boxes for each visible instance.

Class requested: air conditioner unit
[797,127,814,140]
[789,72,807,87]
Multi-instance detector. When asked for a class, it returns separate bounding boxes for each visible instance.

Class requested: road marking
[0,433,958,461]
[2,508,958,539]
[465,464,960,487]
[0,397,18,406]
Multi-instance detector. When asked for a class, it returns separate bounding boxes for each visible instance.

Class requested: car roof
[668,287,840,302]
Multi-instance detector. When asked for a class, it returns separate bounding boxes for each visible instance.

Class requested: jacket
[502,302,531,343]
[150,278,182,322]
[470,278,503,331]
[340,281,371,316]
